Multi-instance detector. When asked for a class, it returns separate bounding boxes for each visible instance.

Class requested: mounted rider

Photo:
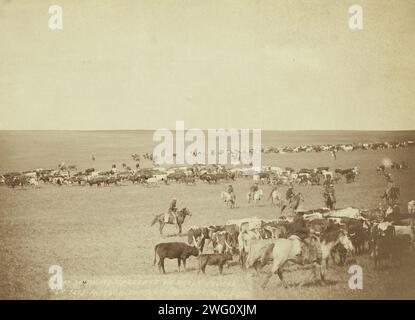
[385,174,394,197]
[288,208,320,266]
[250,182,259,193]
[249,182,259,201]
[286,184,294,202]
[228,184,234,195]
[164,198,178,224]
[323,174,332,188]
[227,184,236,202]
[385,172,393,184]
[269,185,279,198]
[323,180,336,209]
[290,207,310,240]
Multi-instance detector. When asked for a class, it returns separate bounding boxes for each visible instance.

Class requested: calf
[153,242,199,274]
[198,253,233,274]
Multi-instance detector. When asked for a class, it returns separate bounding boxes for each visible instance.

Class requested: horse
[151,208,191,235]
[247,189,263,204]
[324,192,336,210]
[221,191,236,208]
[280,192,304,215]
[261,228,354,288]
[269,189,282,207]
[382,186,400,207]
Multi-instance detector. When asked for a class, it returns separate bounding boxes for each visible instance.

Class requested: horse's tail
[153,244,158,266]
[151,215,160,227]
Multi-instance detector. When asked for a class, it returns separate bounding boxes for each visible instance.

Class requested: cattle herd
[0,161,362,189]
[150,139,415,288]
[0,163,362,190]
[154,205,415,287]
[1,138,413,189]
[1,138,414,289]
[263,139,414,154]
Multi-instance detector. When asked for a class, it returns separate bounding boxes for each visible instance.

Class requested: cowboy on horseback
[290,208,310,240]
[323,175,332,188]
[165,198,178,224]
[269,185,278,198]
[228,184,234,195]
[227,184,236,202]
[268,185,279,200]
[323,182,336,210]
[286,184,294,202]
[286,208,321,269]
[382,182,399,208]
[268,185,282,207]
[385,172,393,184]
[249,182,259,201]
[281,187,303,216]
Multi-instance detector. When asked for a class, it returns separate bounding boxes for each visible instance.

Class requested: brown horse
[324,192,336,210]
[382,186,400,207]
[281,192,304,215]
[151,208,191,235]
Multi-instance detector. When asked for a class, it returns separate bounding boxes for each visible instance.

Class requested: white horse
[247,189,263,204]
[269,190,282,207]
[221,191,236,208]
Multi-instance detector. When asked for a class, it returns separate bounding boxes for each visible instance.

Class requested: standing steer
[153,242,199,274]
[198,253,233,274]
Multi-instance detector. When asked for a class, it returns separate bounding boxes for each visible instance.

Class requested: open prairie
[0,131,415,299]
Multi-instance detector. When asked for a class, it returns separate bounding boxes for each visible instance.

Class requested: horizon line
[0,129,415,132]
[0,128,415,133]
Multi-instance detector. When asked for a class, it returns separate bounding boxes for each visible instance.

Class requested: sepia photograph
[1,0,415,303]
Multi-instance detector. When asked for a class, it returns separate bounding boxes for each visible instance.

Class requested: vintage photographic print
[0,0,414,301]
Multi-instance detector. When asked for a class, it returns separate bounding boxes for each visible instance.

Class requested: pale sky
[0,0,414,130]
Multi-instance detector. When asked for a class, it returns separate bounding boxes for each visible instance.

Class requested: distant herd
[262,139,414,154]
[1,138,413,189]
[0,163,362,189]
